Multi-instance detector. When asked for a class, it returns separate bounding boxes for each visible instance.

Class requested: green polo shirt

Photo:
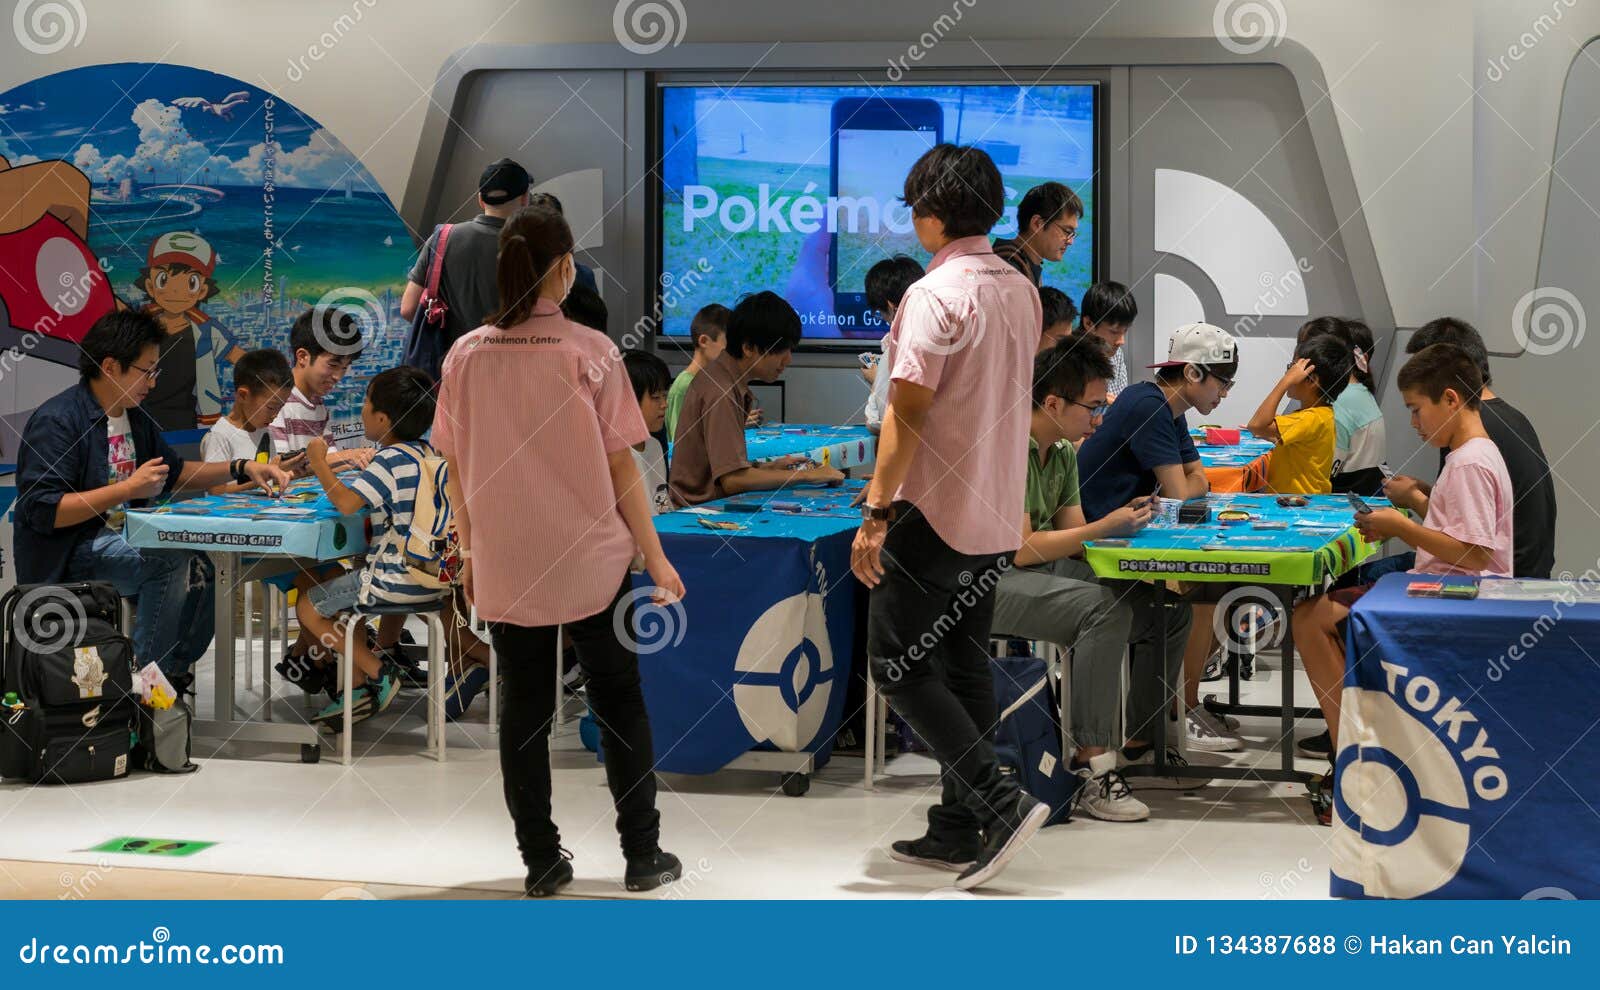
[1026,436,1080,532]
[665,369,696,442]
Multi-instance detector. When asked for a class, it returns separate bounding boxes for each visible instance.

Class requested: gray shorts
[308,570,363,617]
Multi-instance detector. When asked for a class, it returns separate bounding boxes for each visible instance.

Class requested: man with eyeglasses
[1077,322,1248,760]
[991,181,1082,287]
[991,337,1180,822]
[14,311,291,691]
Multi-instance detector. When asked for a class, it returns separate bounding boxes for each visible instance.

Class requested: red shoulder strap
[425,223,453,296]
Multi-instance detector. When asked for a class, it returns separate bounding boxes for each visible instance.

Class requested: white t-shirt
[106,413,135,531]
[632,436,670,515]
[202,416,270,463]
[865,335,892,429]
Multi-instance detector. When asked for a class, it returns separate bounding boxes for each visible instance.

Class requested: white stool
[335,598,448,765]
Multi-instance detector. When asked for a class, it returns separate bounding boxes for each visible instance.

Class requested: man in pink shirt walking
[851,144,1047,891]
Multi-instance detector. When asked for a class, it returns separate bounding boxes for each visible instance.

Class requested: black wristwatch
[861,503,896,522]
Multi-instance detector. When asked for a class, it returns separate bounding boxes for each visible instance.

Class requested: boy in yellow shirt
[1246,333,1353,494]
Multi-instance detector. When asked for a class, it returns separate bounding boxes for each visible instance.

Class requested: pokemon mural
[0,62,416,589]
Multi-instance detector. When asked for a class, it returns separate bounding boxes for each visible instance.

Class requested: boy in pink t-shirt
[1293,343,1513,821]
[851,144,1046,891]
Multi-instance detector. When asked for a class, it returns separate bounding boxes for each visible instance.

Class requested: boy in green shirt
[666,303,730,441]
[991,338,1207,821]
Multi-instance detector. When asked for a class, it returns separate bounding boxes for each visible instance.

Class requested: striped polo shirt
[268,387,334,453]
[345,440,440,606]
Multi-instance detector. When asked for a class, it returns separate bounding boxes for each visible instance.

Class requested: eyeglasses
[1052,220,1079,243]
[128,362,162,382]
[1069,398,1110,417]
[1206,370,1236,392]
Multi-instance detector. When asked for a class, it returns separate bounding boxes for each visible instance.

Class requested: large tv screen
[656,82,1097,344]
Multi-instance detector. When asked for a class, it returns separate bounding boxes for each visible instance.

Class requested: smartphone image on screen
[829,97,943,336]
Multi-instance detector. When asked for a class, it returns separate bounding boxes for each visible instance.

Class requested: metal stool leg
[341,614,358,765]
[425,613,447,761]
[483,608,499,735]
[259,585,274,721]
[244,581,254,689]
[554,623,565,726]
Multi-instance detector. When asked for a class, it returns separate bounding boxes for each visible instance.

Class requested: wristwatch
[861,502,896,522]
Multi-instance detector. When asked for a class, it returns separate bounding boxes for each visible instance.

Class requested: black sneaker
[525,848,575,897]
[275,652,330,694]
[954,793,1050,891]
[378,648,429,689]
[887,835,978,873]
[624,850,682,892]
[1308,769,1334,826]
[1297,730,1332,759]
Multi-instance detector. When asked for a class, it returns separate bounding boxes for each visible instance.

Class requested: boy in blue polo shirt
[1077,322,1244,755]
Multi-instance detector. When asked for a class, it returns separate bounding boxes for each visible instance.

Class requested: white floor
[0,638,1338,899]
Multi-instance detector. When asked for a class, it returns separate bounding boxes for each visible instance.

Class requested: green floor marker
[88,837,217,858]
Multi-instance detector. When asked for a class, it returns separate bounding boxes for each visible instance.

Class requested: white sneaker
[1073,752,1150,822]
[1119,746,1214,790]
[1185,706,1244,752]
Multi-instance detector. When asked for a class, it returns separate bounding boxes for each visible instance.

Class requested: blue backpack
[990,655,1077,827]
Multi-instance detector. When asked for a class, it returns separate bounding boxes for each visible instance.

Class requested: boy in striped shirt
[269,307,375,470]
[298,368,475,724]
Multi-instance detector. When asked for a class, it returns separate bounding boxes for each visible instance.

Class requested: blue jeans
[65,529,216,677]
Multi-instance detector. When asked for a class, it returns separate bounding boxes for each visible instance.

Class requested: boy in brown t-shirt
[668,291,842,505]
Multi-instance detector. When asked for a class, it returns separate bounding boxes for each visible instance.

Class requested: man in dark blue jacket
[15,311,291,682]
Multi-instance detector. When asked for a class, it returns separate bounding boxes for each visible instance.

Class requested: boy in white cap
[1077,322,1245,762]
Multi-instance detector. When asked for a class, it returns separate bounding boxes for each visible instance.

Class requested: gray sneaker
[1074,753,1150,821]
[1185,705,1244,752]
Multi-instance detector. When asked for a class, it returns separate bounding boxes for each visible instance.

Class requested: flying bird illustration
[173,91,251,120]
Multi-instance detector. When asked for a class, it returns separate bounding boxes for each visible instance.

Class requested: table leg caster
[780,772,810,797]
[301,744,322,764]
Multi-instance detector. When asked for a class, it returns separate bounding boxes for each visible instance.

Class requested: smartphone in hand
[1347,491,1374,515]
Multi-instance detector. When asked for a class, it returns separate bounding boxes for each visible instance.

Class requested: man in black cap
[402,157,532,368]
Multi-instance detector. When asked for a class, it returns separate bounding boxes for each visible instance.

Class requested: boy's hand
[1281,357,1315,387]
[305,437,328,463]
[1383,474,1425,510]
[346,447,376,469]
[802,467,846,486]
[746,406,764,427]
[243,461,292,495]
[124,458,169,500]
[1103,495,1155,537]
[768,454,809,470]
[1355,507,1410,542]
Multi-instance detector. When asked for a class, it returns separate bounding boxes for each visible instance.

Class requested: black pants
[867,503,1019,851]
[488,577,661,865]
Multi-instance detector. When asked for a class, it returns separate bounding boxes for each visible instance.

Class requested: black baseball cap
[478,157,530,205]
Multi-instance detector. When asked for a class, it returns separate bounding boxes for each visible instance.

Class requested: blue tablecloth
[628,481,863,774]
[123,477,369,561]
[1333,572,1600,898]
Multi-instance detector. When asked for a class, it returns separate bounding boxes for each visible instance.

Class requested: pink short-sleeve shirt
[1414,436,1515,577]
[433,299,647,626]
[887,235,1040,555]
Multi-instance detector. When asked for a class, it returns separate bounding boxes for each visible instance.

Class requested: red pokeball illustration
[0,157,117,344]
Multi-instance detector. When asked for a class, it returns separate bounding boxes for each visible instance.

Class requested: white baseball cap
[1148,322,1238,368]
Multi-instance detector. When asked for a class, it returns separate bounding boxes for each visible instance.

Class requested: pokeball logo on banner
[1333,661,1507,899]
[732,591,832,751]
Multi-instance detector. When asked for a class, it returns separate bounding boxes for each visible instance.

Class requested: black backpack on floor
[0,582,137,784]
